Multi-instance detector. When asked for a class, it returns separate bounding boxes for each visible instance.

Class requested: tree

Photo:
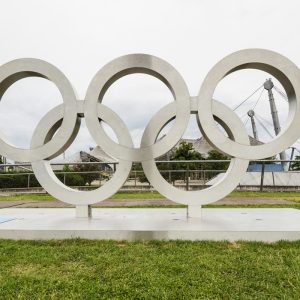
[157,142,204,183]
[73,163,102,186]
[56,165,85,187]
[204,150,230,179]
[206,150,230,169]
[173,142,204,161]
[289,155,300,171]
[136,142,234,184]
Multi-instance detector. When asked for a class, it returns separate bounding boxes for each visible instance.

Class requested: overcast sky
[0,0,299,161]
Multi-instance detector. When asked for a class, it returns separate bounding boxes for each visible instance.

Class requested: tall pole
[247,110,258,140]
[288,147,295,171]
[264,79,287,169]
[3,156,6,172]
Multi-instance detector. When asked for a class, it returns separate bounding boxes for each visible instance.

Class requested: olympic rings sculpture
[0,49,300,211]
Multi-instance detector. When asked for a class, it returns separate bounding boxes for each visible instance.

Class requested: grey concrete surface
[1,208,300,241]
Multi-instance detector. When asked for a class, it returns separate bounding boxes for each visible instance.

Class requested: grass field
[0,239,300,299]
[1,190,300,202]
[2,191,300,209]
[0,192,164,201]
[229,191,300,202]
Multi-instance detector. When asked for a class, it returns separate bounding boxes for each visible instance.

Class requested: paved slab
[0,201,43,208]
[0,208,300,241]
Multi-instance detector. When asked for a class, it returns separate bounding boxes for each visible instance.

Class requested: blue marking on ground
[0,216,15,224]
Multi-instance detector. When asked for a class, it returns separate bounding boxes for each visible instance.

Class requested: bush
[0,170,85,189]
[56,172,85,186]
[0,173,40,189]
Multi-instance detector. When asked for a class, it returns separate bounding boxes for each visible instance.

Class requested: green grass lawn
[1,190,300,202]
[2,191,300,210]
[0,192,165,202]
[0,193,55,201]
[111,191,164,199]
[230,190,300,201]
[0,239,300,299]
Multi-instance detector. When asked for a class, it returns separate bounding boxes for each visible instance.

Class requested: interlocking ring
[0,49,299,207]
[84,54,190,162]
[197,49,300,159]
[31,101,133,205]
[0,58,78,162]
[141,98,249,205]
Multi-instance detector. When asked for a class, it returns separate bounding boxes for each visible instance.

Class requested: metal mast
[264,78,287,168]
[247,110,258,140]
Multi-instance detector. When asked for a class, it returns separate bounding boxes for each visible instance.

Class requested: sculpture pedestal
[76,205,92,218]
[1,208,300,242]
[187,205,202,218]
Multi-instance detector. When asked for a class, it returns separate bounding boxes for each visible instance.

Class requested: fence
[0,160,299,193]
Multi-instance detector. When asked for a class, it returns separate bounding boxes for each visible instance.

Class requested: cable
[252,87,265,111]
[254,115,274,139]
[240,85,264,136]
[239,113,247,120]
[255,112,274,127]
[243,116,249,127]
[274,85,288,102]
[233,84,264,111]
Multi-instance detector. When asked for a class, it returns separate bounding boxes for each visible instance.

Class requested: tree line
[134,141,230,184]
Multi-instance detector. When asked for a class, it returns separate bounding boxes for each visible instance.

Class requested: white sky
[0,0,299,160]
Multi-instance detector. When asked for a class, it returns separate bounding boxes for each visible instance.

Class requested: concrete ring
[141,98,249,205]
[0,58,78,162]
[31,101,133,205]
[84,54,190,162]
[197,49,300,159]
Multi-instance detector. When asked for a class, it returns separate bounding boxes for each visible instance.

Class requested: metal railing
[0,159,299,193]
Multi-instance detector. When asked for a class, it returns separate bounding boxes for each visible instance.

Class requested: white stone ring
[31,101,133,205]
[0,58,78,162]
[84,54,190,162]
[197,49,300,159]
[141,98,249,205]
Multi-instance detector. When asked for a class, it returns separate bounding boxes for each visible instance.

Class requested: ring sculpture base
[75,205,203,219]
[75,206,202,219]
[75,205,202,218]
[187,205,202,218]
[76,205,92,218]
[1,208,300,242]
[0,49,300,227]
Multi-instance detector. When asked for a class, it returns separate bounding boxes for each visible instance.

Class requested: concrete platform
[0,208,300,241]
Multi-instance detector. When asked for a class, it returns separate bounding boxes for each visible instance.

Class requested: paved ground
[2,208,300,241]
[0,197,296,208]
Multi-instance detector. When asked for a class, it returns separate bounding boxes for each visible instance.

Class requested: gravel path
[0,197,296,208]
